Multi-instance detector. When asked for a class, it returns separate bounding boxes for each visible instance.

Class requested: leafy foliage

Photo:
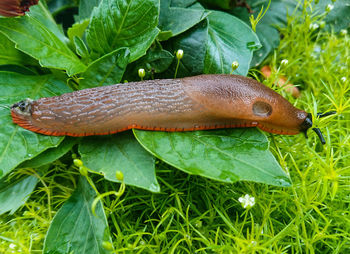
[134,128,290,186]
[0,0,349,252]
[43,177,112,254]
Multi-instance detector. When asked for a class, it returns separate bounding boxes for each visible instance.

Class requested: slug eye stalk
[301,111,336,145]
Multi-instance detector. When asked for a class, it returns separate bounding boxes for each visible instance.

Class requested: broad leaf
[29,1,70,45]
[0,33,36,66]
[0,175,38,215]
[232,0,300,67]
[20,137,78,168]
[164,19,208,78]
[124,48,174,80]
[0,16,86,76]
[314,0,350,32]
[141,49,174,74]
[67,19,90,42]
[158,0,208,39]
[79,132,159,192]
[48,0,75,14]
[43,176,113,254]
[134,128,291,187]
[78,0,101,21]
[86,0,160,62]
[204,10,261,76]
[80,48,130,89]
[0,72,71,178]
[74,36,90,60]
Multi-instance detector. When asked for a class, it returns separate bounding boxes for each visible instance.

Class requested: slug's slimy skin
[11,74,314,138]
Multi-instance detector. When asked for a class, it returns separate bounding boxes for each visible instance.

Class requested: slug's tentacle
[10,74,329,144]
[312,128,326,145]
[317,111,337,118]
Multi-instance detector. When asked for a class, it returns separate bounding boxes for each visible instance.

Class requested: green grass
[1,6,349,254]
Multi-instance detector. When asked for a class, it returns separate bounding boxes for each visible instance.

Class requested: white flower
[309,23,319,31]
[238,194,255,209]
[340,29,348,36]
[9,243,16,249]
[281,59,289,66]
[326,4,334,12]
[341,77,347,83]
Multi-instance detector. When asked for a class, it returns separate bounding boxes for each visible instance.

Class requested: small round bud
[319,21,326,29]
[73,159,83,167]
[326,4,334,12]
[102,241,114,250]
[341,77,347,83]
[116,170,124,181]
[309,23,319,30]
[138,68,145,79]
[231,61,239,71]
[79,166,88,176]
[281,59,289,66]
[176,49,184,60]
[72,153,77,159]
[340,29,348,36]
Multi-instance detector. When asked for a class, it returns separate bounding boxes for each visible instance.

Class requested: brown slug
[11,74,332,143]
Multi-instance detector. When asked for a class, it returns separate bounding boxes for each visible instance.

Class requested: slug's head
[11,98,35,128]
[300,112,336,145]
[11,98,34,116]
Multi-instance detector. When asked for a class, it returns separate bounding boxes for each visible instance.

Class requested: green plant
[0,0,349,253]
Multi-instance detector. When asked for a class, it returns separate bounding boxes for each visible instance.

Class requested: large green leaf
[158,0,208,39]
[314,0,350,32]
[79,132,159,192]
[134,128,291,187]
[43,176,113,254]
[86,0,160,62]
[67,19,90,42]
[0,175,38,215]
[20,137,78,168]
[164,19,208,78]
[78,0,101,21]
[0,16,86,76]
[232,0,300,67]
[204,10,261,76]
[29,1,70,45]
[0,33,36,66]
[80,48,130,89]
[0,72,72,178]
[124,48,174,80]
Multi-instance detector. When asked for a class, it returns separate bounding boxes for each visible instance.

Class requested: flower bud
[73,159,83,168]
[176,49,184,60]
[281,59,289,66]
[325,4,334,12]
[231,61,239,71]
[138,68,145,79]
[102,241,114,250]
